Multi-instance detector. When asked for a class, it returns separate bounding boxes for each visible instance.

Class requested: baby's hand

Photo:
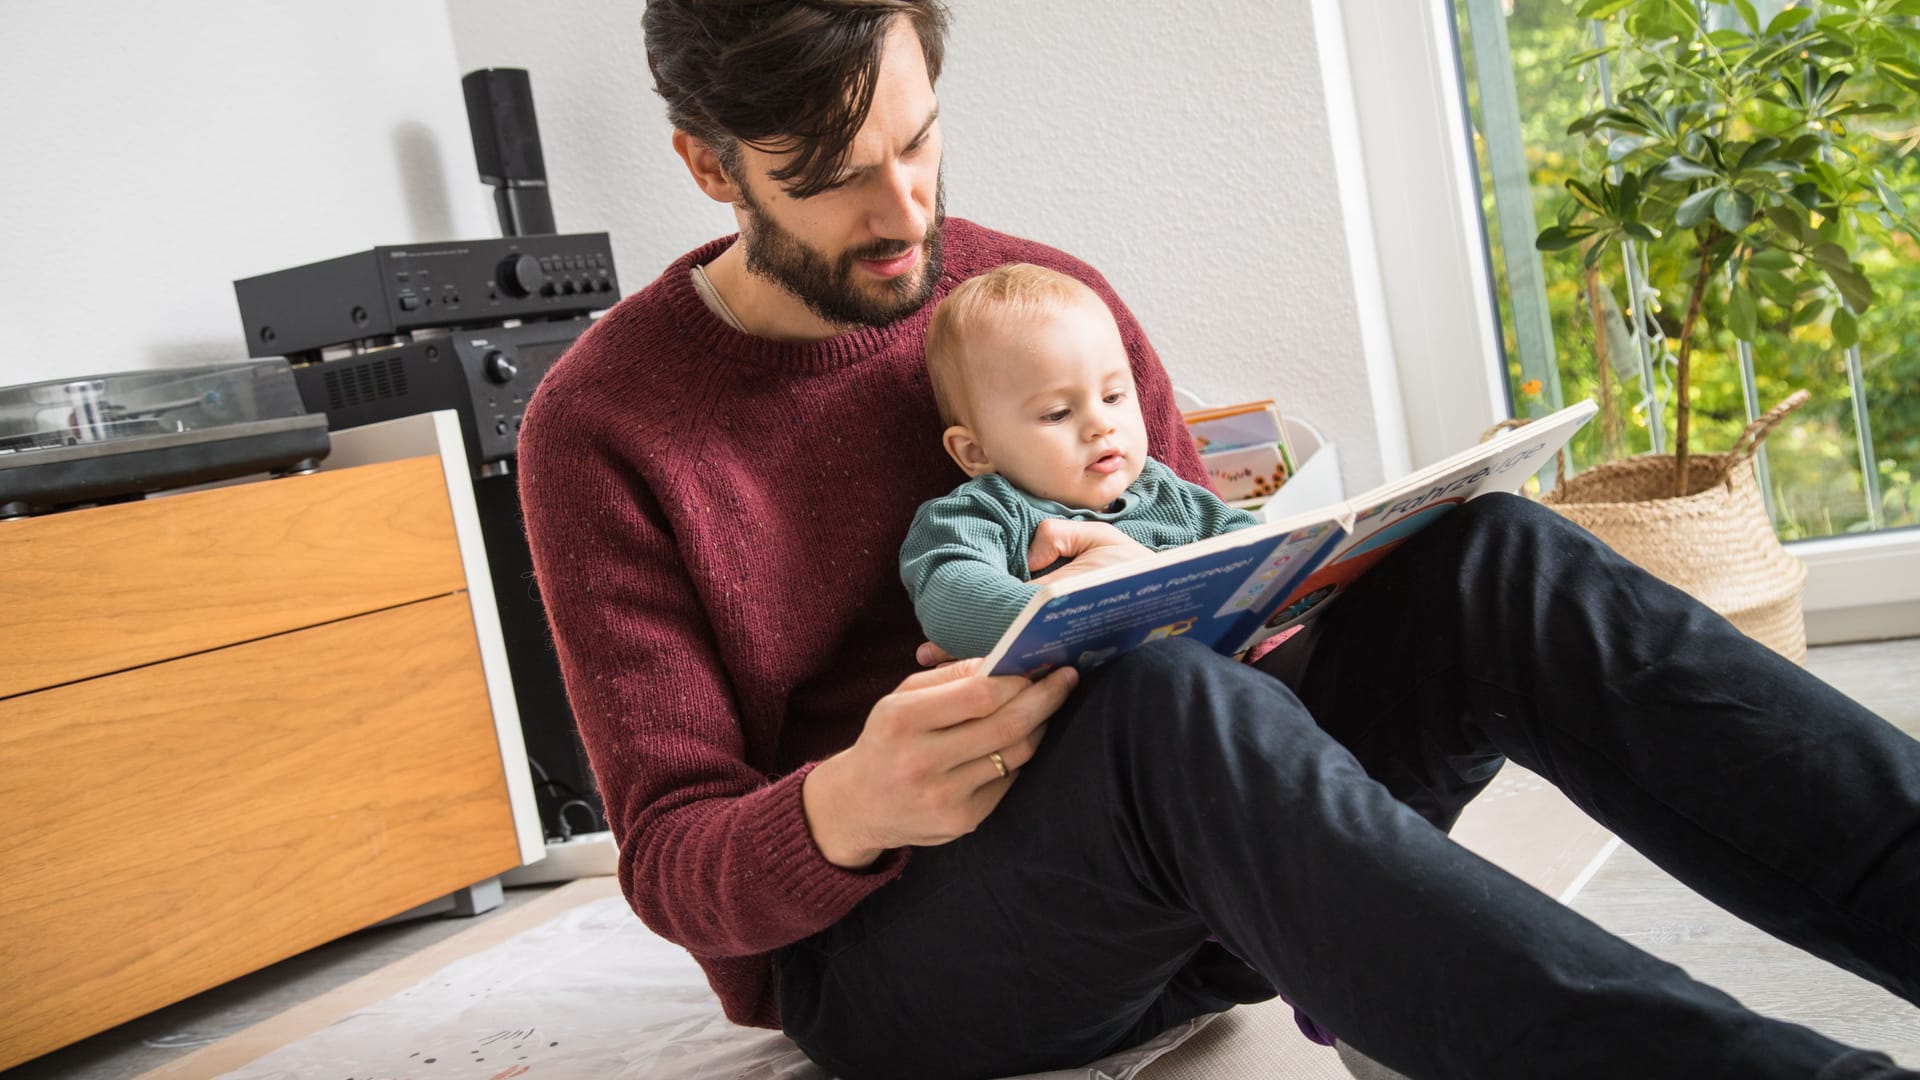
[1026,519,1152,581]
[916,641,958,667]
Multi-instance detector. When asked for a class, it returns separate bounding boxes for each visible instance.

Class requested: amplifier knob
[483,350,519,385]
[498,254,544,298]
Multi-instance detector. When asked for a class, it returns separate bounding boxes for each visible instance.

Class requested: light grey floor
[10,640,1919,1079]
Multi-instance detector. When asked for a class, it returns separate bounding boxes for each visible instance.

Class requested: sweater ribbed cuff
[746,760,910,932]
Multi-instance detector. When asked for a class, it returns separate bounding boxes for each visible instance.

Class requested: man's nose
[867,159,930,243]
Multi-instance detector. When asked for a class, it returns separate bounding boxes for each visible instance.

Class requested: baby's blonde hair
[925,263,1102,426]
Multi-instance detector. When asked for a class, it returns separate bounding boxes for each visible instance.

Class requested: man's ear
[672,131,744,205]
[943,425,995,478]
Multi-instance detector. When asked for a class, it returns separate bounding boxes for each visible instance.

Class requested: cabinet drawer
[0,456,465,698]
[0,592,518,1069]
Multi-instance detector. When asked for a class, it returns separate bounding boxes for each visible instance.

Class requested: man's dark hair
[643,0,950,199]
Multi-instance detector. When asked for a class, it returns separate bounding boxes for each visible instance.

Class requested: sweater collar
[663,233,941,375]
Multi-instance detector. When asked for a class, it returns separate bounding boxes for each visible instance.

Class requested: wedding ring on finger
[988,750,1009,779]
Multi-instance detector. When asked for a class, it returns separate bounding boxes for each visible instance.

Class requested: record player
[0,361,330,518]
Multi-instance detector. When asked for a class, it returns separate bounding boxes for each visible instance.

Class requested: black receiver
[233,234,616,359]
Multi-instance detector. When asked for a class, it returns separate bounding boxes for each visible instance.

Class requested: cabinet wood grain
[0,594,517,1070]
[0,456,465,699]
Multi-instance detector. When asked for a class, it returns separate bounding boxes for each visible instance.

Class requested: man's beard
[735,172,946,330]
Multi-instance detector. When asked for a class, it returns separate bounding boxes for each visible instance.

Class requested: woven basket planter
[1537,391,1810,664]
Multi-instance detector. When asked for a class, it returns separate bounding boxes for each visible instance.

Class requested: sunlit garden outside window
[1452,0,1920,539]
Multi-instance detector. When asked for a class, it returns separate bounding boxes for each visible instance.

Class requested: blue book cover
[981,399,1597,678]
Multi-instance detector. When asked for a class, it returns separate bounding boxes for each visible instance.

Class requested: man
[516,2,1920,1077]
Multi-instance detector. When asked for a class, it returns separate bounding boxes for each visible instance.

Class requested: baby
[900,262,1259,659]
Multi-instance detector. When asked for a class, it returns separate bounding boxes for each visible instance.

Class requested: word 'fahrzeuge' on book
[981,399,1599,678]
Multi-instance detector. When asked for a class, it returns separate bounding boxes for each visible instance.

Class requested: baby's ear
[943,425,995,478]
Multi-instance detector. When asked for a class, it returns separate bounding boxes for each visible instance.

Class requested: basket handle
[1725,389,1811,470]
[1480,416,1566,490]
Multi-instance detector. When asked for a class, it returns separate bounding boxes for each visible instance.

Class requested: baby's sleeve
[899,491,1040,660]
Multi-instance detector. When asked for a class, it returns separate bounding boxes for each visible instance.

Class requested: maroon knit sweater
[517,218,1210,1029]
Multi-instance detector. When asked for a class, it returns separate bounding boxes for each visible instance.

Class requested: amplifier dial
[483,350,520,385]
[498,254,545,298]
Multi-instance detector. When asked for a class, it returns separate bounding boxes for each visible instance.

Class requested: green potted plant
[1532,0,1918,658]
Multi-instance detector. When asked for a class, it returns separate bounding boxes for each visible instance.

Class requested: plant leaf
[1831,307,1859,349]
[1676,187,1724,228]
[1829,264,1874,312]
[1764,206,1810,243]
[1537,224,1599,251]
[1736,137,1782,172]
[1732,0,1760,30]
[1790,298,1828,329]
[1577,0,1635,16]
[1779,134,1825,162]
[1872,175,1906,217]
[1728,286,1759,343]
[1662,155,1720,181]
[1878,58,1920,95]
[1714,189,1756,232]
[1765,6,1814,35]
[1817,69,1850,109]
[1608,134,1651,161]
[1567,179,1608,215]
[1811,241,1852,273]
[1583,233,1615,270]
[1749,268,1800,307]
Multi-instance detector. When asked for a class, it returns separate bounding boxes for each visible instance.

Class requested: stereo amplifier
[235,234,616,359]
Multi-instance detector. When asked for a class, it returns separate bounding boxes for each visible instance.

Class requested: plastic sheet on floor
[217,896,1209,1080]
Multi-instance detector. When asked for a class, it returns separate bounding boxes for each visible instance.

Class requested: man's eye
[1041,409,1070,423]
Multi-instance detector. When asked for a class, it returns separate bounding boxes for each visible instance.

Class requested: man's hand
[801,659,1078,869]
[1027,519,1152,581]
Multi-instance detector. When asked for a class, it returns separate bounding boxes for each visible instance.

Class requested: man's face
[958,294,1150,511]
[728,18,945,329]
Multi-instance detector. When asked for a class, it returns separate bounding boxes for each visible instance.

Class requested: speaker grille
[323,356,410,410]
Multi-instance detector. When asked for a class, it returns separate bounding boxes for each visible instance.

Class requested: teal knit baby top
[899,457,1259,659]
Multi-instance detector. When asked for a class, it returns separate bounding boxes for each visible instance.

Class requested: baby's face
[961,295,1150,510]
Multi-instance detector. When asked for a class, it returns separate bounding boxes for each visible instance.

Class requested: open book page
[1248,399,1599,642]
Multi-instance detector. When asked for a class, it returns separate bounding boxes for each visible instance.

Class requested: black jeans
[774,495,1920,1079]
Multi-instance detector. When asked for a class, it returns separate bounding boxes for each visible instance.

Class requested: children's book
[1182,400,1296,504]
[981,399,1598,677]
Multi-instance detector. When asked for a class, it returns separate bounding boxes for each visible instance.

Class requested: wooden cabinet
[0,413,541,1071]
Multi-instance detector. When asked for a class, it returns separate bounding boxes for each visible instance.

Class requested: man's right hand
[801,658,1079,869]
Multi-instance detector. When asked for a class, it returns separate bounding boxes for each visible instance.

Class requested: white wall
[444,1,1398,489]
[0,4,1400,491]
[0,2,493,387]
